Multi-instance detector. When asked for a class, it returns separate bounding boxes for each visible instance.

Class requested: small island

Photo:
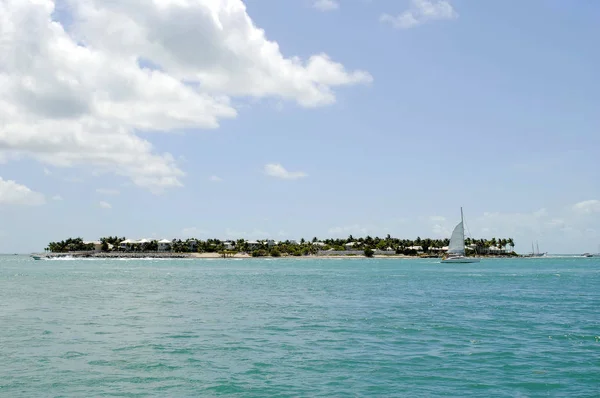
[36,236,518,259]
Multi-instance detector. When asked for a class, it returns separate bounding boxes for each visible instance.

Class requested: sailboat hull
[441,257,480,263]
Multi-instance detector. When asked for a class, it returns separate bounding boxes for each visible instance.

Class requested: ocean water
[1,256,599,397]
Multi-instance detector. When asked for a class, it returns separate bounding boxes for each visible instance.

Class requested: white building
[158,239,172,252]
[247,241,260,250]
[119,239,137,251]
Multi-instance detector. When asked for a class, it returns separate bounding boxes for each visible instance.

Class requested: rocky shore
[33,251,194,259]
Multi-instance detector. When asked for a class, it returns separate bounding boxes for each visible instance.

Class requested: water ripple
[0,255,599,396]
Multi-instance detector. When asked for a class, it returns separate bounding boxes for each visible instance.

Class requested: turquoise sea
[1,255,599,397]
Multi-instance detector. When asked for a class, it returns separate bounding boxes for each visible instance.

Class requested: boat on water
[441,208,480,264]
[583,245,600,257]
[525,241,546,257]
[31,255,43,260]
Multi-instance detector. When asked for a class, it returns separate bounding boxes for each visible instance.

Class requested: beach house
[158,239,172,252]
[119,239,137,251]
[224,241,235,250]
[345,242,360,250]
[247,241,261,250]
[84,241,103,251]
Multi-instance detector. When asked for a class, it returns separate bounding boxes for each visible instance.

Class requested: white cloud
[313,0,340,11]
[0,0,371,193]
[432,223,451,237]
[572,200,600,214]
[546,218,565,228]
[264,163,308,180]
[381,0,458,29]
[96,188,120,196]
[52,194,63,201]
[0,177,45,206]
[429,215,446,222]
[533,208,548,218]
[99,201,112,209]
[469,205,600,253]
[209,175,223,182]
[43,168,52,176]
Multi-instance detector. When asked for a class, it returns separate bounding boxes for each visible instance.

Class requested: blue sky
[0,0,598,253]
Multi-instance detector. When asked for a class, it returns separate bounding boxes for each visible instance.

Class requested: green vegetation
[46,238,94,253]
[252,249,268,257]
[46,235,517,257]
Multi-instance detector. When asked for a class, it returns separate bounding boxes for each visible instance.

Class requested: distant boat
[583,245,600,257]
[528,241,547,257]
[441,208,480,263]
[31,255,43,260]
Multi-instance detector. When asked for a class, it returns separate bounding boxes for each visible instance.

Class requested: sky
[0,0,599,254]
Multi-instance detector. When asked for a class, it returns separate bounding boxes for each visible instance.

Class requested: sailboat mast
[460,207,464,225]
[536,241,540,255]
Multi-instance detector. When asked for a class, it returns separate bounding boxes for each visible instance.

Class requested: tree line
[46,235,516,256]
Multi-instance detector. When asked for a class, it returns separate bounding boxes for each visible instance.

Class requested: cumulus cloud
[313,0,340,11]
[572,200,600,214]
[264,163,308,180]
[0,0,371,192]
[209,175,223,182]
[381,0,457,29]
[0,177,45,206]
[99,201,112,209]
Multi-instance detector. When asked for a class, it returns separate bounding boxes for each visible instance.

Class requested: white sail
[447,221,465,255]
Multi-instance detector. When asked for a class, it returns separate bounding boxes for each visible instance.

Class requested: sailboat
[527,241,546,257]
[441,208,480,263]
